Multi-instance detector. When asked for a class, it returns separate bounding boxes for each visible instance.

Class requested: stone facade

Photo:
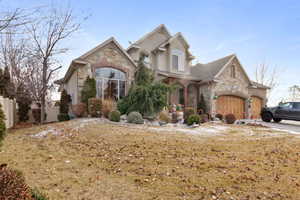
[63,39,136,104]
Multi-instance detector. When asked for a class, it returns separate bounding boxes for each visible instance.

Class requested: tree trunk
[40,60,47,124]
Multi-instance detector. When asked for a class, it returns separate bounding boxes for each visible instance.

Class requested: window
[171,49,184,72]
[293,102,300,109]
[279,102,293,109]
[231,65,236,78]
[95,67,126,100]
[172,55,179,70]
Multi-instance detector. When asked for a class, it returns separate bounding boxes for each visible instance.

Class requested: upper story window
[172,55,179,70]
[231,65,236,78]
[171,49,184,72]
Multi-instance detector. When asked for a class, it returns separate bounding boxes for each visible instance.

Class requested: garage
[216,95,245,119]
[251,96,263,119]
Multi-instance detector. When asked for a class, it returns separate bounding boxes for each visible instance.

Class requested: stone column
[184,86,188,108]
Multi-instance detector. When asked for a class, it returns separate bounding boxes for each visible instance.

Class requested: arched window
[95,67,126,100]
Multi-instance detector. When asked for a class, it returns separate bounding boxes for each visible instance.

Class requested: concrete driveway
[249,120,300,134]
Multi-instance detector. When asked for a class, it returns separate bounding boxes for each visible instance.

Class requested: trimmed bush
[171,112,178,123]
[225,113,236,124]
[158,111,171,123]
[187,114,201,126]
[102,99,116,118]
[197,94,207,113]
[72,103,86,118]
[0,104,6,147]
[31,188,48,200]
[57,113,70,122]
[88,98,102,117]
[0,166,32,200]
[109,110,121,122]
[184,107,195,122]
[127,111,144,124]
[117,98,129,115]
[81,76,96,106]
[215,113,223,120]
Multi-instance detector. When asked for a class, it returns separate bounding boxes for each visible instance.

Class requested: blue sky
[3,0,300,105]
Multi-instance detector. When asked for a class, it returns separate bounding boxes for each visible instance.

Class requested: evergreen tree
[81,76,96,105]
[16,84,32,122]
[1,67,15,99]
[117,54,171,116]
[59,89,71,114]
[197,94,207,113]
[0,69,4,96]
[0,103,6,147]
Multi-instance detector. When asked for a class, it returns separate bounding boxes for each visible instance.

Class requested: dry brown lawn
[1,120,300,200]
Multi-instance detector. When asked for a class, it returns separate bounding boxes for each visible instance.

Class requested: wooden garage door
[251,96,263,119]
[217,95,245,119]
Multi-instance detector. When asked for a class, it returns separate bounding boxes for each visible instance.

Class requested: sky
[2,0,300,105]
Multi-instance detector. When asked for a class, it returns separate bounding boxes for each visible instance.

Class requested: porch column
[184,86,188,107]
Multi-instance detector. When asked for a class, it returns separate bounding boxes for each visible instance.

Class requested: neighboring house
[56,24,269,119]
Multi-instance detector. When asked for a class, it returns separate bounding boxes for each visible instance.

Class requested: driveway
[244,119,300,134]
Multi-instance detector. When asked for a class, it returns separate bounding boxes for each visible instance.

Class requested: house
[56,24,269,119]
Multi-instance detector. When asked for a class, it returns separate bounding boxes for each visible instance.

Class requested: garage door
[251,96,263,119]
[217,95,245,119]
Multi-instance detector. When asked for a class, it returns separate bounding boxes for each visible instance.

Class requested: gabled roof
[159,32,190,49]
[78,37,136,67]
[57,37,136,84]
[191,54,236,82]
[127,24,171,51]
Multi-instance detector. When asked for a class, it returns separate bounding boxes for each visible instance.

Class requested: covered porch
[162,76,200,110]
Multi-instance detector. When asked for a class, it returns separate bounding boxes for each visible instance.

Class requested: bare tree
[0,8,31,34]
[26,7,81,123]
[255,62,279,98]
[0,31,29,88]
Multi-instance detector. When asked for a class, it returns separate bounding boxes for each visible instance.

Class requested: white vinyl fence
[0,96,16,128]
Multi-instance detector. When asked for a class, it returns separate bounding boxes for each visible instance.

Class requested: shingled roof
[190,54,235,81]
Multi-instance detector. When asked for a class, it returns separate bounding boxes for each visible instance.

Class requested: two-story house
[56,24,269,119]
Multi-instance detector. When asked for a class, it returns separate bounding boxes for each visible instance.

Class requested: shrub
[225,113,236,124]
[72,103,86,117]
[16,84,32,122]
[57,113,70,122]
[197,94,207,113]
[171,112,178,123]
[81,76,96,106]
[184,107,195,122]
[117,98,129,115]
[88,98,102,117]
[158,111,170,123]
[200,113,210,123]
[31,188,48,200]
[32,109,47,123]
[127,111,144,124]
[215,113,223,120]
[187,114,201,126]
[109,110,121,122]
[0,104,6,147]
[102,99,116,118]
[0,166,32,200]
[59,89,71,114]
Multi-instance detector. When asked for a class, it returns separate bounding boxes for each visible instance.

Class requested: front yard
[1,119,300,199]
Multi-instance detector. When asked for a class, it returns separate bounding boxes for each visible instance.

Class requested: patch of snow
[32,129,61,138]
